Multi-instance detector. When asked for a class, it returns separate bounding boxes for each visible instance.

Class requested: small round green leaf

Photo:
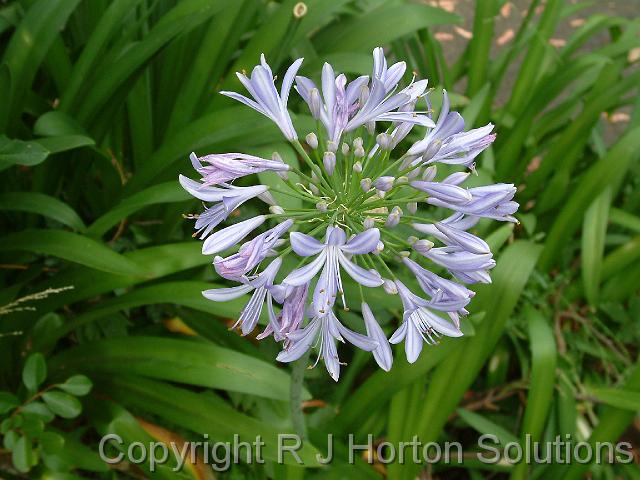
[42,392,81,419]
[3,430,18,450]
[58,375,92,396]
[0,391,19,414]
[0,418,12,434]
[12,435,32,473]
[22,353,47,391]
[21,401,54,423]
[21,415,45,436]
[39,431,65,454]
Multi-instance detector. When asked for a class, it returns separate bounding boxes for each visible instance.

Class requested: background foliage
[0,0,639,478]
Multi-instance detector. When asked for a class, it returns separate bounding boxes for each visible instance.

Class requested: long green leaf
[539,127,640,270]
[0,0,81,132]
[0,192,86,231]
[96,375,321,466]
[510,307,557,480]
[581,187,611,305]
[0,229,144,276]
[50,336,308,401]
[74,0,226,124]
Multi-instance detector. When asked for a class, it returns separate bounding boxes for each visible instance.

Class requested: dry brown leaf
[497,29,515,46]
[454,26,473,39]
[500,2,513,18]
[549,38,566,48]
[434,32,454,41]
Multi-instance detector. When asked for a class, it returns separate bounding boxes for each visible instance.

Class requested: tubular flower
[180,47,519,380]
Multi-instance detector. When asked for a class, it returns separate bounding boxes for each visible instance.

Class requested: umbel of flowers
[180,48,518,381]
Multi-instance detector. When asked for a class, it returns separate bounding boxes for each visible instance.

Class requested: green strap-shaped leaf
[315,3,459,53]
[581,187,611,305]
[74,0,226,124]
[50,281,249,342]
[550,363,640,480]
[457,408,520,446]
[50,336,309,402]
[0,0,81,132]
[0,192,86,231]
[96,375,321,466]
[586,387,640,412]
[510,306,557,480]
[0,229,145,276]
[539,127,640,270]
[87,182,190,237]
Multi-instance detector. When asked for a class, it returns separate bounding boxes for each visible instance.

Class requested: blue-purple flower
[221,54,303,140]
[180,47,519,380]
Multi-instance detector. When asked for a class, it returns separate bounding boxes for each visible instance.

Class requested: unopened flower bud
[341,143,350,155]
[258,191,276,206]
[352,161,362,173]
[373,240,385,255]
[366,121,375,135]
[413,239,434,255]
[374,176,394,192]
[311,171,319,184]
[293,2,308,18]
[323,151,336,175]
[391,206,403,217]
[407,202,418,214]
[422,165,437,181]
[376,132,392,151]
[376,189,386,198]
[396,176,409,185]
[353,137,363,149]
[363,217,375,230]
[309,88,322,119]
[305,132,318,149]
[316,201,328,212]
[386,212,400,228]
[360,178,372,192]
[407,236,418,245]
[398,250,411,258]
[407,167,421,180]
[309,183,319,195]
[269,205,285,215]
[327,140,338,153]
[383,279,398,295]
[354,146,365,158]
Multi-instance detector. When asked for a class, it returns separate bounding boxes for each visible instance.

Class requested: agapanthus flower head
[180,47,519,380]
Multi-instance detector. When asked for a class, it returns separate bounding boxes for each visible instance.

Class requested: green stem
[290,350,311,439]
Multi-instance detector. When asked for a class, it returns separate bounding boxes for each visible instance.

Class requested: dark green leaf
[58,375,92,396]
[22,353,47,391]
[0,135,49,171]
[42,391,82,419]
[12,435,32,473]
[0,391,19,414]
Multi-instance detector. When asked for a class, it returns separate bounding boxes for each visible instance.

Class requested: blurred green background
[0,0,639,478]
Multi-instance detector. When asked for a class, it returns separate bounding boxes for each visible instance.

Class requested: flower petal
[338,252,383,287]
[290,231,325,256]
[202,283,253,302]
[362,303,393,371]
[283,250,327,286]
[335,317,378,352]
[202,216,266,255]
[341,228,380,254]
